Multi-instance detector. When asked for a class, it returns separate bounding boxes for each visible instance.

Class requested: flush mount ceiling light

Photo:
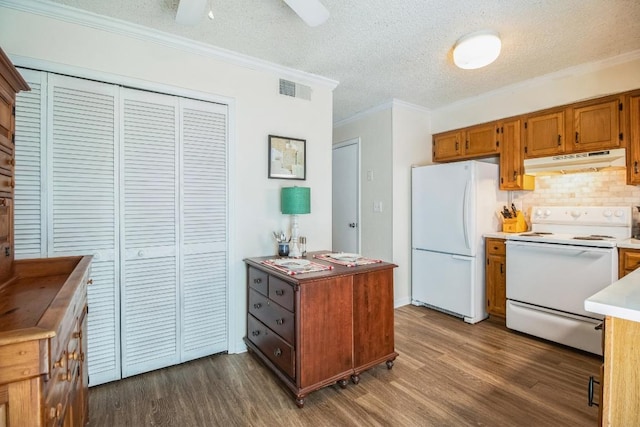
[453,30,502,70]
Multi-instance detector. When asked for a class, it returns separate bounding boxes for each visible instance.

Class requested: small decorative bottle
[299,236,307,256]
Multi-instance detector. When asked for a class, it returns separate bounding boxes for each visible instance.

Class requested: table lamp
[281,186,310,258]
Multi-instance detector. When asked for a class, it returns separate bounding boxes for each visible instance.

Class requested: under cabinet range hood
[524,148,626,175]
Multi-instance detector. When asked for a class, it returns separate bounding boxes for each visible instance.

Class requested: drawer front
[268,276,294,312]
[247,315,294,379]
[486,238,506,256]
[249,289,294,344]
[248,267,268,296]
[0,145,12,176]
[622,250,640,271]
[0,340,40,384]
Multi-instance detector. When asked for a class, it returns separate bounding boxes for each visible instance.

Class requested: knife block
[502,211,527,233]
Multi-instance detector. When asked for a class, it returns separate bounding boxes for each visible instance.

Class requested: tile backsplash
[512,169,640,233]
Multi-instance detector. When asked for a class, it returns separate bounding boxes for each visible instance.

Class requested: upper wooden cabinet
[570,97,623,152]
[523,110,566,158]
[627,92,640,185]
[499,118,533,191]
[433,130,462,161]
[433,123,498,162]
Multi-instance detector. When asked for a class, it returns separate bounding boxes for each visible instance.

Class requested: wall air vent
[279,79,311,101]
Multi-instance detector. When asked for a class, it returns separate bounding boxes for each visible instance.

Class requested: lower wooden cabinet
[485,238,506,317]
[244,254,398,407]
[618,247,640,278]
[0,256,91,426]
[601,316,640,426]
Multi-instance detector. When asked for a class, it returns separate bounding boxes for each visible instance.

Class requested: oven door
[506,240,617,318]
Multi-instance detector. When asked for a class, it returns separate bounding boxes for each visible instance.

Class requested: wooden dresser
[0,46,92,426]
[244,252,397,408]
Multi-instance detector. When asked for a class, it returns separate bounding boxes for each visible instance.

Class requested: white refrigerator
[411,160,506,324]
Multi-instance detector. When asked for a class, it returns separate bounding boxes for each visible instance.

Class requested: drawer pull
[274,348,282,357]
[275,289,285,296]
[254,278,262,284]
[276,318,284,325]
[87,278,94,285]
[54,353,66,369]
[252,330,260,336]
[60,369,71,381]
[588,376,600,407]
[253,303,262,309]
[49,406,57,420]
[73,330,82,339]
[68,350,79,361]
[595,323,603,331]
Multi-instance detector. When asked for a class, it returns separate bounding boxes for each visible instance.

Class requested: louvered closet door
[14,69,46,259]
[121,88,180,378]
[180,99,228,361]
[47,74,120,386]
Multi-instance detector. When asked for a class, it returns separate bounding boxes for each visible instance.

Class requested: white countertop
[615,237,640,249]
[585,268,640,323]
[483,231,514,239]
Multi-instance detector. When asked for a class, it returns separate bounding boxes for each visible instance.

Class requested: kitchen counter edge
[585,268,640,323]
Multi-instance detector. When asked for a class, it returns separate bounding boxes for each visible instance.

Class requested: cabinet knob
[87,278,94,285]
[275,289,284,296]
[68,351,79,361]
[253,278,262,284]
[557,134,561,146]
[60,369,71,381]
[635,161,639,174]
[253,303,262,309]
[73,330,82,339]
[575,131,580,144]
[252,330,260,336]
[54,353,66,369]
[273,348,282,357]
[49,407,57,420]
[276,318,284,325]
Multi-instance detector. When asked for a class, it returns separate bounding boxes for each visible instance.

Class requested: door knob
[349,223,357,228]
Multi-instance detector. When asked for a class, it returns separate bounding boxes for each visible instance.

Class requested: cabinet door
[486,253,506,317]
[465,123,499,157]
[524,110,565,158]
[628,94,640,185]
[433,131,462,161]
[498,119,531,191]
[572,98,621,152]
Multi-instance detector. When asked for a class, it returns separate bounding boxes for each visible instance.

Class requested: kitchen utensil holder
[502,211,527,233]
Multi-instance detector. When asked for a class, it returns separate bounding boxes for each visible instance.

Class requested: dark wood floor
[88,305,601,426]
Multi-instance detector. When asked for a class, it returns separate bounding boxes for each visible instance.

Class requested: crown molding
[0,0,339,90]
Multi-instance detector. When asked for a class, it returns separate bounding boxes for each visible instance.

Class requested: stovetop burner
[573,234,615,241]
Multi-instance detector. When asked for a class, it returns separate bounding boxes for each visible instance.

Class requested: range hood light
[524,148,626,175]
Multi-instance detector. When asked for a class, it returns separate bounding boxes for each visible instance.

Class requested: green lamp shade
[281,187,311,214]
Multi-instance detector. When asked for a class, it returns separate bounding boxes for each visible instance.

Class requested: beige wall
[333,108,394,261]
[0,7,335,352]
[391,104,431,305]
[431,52,640,133]
[333,102,431,306]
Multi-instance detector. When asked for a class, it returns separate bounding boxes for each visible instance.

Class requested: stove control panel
[531,206,631,227]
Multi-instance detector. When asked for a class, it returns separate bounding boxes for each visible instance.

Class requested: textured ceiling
[48,0,640,123]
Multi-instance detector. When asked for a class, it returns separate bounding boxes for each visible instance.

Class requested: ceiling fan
[175,0,330,27]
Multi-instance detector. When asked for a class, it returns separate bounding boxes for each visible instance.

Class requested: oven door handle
[462,179,470,250]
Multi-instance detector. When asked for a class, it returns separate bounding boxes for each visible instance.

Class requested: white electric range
[504,206,631,355]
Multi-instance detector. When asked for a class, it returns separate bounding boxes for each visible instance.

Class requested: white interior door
[120,88,180,378]
[180,99,228,361]
[47,74,121,386]
[332,139,359,253]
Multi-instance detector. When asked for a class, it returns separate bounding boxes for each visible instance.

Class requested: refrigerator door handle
[462,179,471,250]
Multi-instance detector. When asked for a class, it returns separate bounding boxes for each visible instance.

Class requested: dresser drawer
[249,288,295,344]
[0,145,12,176]
[486,238,506,256]
[0,340,40,384]
[247,314,294,379]
[269,276,294,312]
[248,267,268,296]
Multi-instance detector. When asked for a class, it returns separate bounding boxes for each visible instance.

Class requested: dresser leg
[295,397,305,408]
[351,374,360,384]
[337,379,348,389]
[386,359,395,369]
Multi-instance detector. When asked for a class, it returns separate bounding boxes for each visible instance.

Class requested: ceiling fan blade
[176,0,208,25]
[283,0,329,27]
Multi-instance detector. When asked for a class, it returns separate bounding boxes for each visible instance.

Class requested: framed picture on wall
[268,135,306,180]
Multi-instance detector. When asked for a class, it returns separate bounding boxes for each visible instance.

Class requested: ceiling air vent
[279,79,311,101]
